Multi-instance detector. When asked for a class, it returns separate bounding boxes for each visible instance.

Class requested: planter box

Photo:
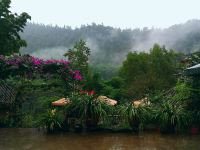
[190,127,199,135]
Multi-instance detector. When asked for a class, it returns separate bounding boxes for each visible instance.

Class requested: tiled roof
[185,64,200,75]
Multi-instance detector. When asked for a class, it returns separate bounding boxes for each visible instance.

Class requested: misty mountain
[21,20,200,65]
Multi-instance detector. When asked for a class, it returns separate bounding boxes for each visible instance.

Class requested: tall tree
[64,40,90,75]
[119,44,179,98]
[0,0,31,55]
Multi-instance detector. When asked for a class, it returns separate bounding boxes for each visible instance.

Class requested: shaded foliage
[0,0,31,55]
[64,40,90,76]
[119,44,181,98]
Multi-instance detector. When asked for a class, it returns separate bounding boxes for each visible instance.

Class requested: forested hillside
[20,20,200,78]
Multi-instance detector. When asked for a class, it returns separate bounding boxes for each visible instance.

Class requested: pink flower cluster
[1,55,84,82]
[6,57,21,66]
[0,55,5,61]
[73,70,83,81]
[44,59,70,65]
[32,57,43,66]
[31,56,70,66]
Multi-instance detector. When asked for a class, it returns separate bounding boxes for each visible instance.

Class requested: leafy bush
[0,113,10,127]
[1,77,67,127]
[119,44,179,98]
[119,103,151,132]
[66,93,112,128]
[155,100,189,133]
[37,109,64,132]
[21,114,35,128]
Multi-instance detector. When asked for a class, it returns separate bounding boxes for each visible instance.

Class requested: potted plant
[120,102,150,133]
[66,93,111,129]
[189,111,200,135]
[155,100,189,134]
[37,109,64,133]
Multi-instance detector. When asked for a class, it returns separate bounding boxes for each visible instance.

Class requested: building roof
[185,64,200,76]
[187,64,200,69]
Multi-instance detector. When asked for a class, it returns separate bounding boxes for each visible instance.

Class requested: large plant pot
[190,126,199,135]
[86,118,99,128]
[129,118,140,133]
[160,125,176,134]
[156,127,160,133]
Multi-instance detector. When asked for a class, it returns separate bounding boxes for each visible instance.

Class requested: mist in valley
[30,47,68,60]
[21,20,200,65]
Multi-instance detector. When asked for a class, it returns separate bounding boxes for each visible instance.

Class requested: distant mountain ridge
[21,20,200,65]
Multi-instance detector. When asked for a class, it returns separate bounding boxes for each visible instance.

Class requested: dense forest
[21,20,200,61]
[20,20,200,78]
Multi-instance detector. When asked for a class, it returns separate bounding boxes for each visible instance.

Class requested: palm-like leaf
[155,100,189,132]
[119,103,151,130]
[65,93,112,127]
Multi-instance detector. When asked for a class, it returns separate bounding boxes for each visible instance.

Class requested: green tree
[83,70,104,93]
[64,40,90,75]
[149,44,178,89]
[119,51,150,97]
[0,0,31,55]
[119,44,179,98]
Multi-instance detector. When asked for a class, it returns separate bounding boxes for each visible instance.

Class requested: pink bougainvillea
[44,59,70,66]
[31,56,70,67]
[73,70,83,81]
[0,55,5,61]
[1,55,84,87]
[58,59,70,65]
[6,58,21,66]
[32,56,43,66]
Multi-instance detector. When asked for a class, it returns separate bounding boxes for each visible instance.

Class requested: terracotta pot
[128,118,140,132]
[159,125,176,134]
[156,127,160,133]
[190,126,199,135]
[86,118,99,128]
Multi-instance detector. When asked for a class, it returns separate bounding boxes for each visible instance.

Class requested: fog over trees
[21,20,200,66]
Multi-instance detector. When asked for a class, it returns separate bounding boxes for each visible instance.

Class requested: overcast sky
[11,0,200,29]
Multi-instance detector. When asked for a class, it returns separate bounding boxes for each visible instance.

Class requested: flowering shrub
[32,57,43,66]
[73,70,83,81]
[31,56,70,67]
[0,55,5,60]
[0,55,83,89]
[36,109,64,132]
